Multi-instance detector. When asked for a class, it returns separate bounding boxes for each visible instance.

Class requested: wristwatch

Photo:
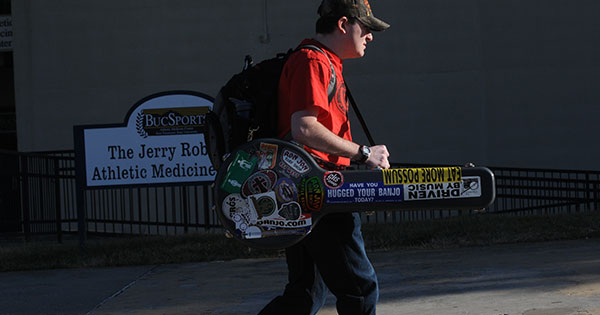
[357,145,371,164]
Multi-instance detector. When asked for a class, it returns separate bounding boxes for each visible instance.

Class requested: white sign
[80,91,215,187]
[0,16,11,51]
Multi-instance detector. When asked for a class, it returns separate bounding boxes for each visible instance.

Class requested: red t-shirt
[278,39,352,166]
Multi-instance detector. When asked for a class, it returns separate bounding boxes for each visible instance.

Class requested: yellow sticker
[382,167,462,185]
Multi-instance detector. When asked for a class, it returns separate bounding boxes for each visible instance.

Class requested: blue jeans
[258,212,378,315]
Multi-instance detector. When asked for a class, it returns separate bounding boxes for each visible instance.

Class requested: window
[0,0,15,150]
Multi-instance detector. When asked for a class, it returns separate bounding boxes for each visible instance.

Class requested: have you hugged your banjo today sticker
[324,167,482,204]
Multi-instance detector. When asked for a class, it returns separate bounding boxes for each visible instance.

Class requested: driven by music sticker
[403,176,482,201]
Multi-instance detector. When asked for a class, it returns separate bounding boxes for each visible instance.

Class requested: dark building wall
[11,0,600,169]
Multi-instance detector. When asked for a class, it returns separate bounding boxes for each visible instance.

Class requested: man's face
[344,19,373,59]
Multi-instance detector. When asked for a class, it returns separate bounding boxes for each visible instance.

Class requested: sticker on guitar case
[326,182,404,204]
[220,151,258,193]
[324,171,344,189]
[248,191,278,219]
[403,176,481,201]
[298,176,324,212]
[282,149,311,174]
[258,143,278,170]
[382,167,462,185]
[241,170,278,197]
[274,177,298,203]
[278,201,302,220]
[222,193,258,236]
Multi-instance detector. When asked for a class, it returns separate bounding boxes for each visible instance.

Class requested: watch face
[362,146,371,155]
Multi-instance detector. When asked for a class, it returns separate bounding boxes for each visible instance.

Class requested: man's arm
[291,109,391,169]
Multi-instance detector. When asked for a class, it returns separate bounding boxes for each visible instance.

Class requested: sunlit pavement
[2,239,600,315]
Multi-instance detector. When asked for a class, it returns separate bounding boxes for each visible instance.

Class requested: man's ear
[337,16,349,34]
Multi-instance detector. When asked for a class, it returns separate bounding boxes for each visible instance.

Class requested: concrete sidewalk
[2,239,600,315]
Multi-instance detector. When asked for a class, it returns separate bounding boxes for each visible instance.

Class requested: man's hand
[365,145,390,169]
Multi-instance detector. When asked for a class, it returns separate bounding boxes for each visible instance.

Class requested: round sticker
[324,171,344,189]
[253,195,276,218]
[274,178,298,203]
[241,170,278,197]
[260,169,278,184]
[222,194,248,219]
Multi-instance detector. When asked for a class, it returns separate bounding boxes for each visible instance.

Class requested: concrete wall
[11,0,600,170]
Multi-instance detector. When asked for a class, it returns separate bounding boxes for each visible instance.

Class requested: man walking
[259,1,391,314]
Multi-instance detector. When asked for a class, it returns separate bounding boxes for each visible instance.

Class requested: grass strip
[0,233,281,272]
[1,211,599,272]
[362,211,600,250]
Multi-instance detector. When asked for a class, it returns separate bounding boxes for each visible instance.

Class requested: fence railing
[0,150,77,242]
[81,184,218,236]
[1,151,598,242]
[489,166,600,215]
[356,163,600,224]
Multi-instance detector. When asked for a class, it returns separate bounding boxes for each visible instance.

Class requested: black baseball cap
[318,0,390,32]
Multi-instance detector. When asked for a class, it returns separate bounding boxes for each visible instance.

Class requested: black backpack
[204,45,337,170]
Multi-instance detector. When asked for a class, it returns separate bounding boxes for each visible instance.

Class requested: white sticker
[404,176,482,201]
[282,150,310,174]
[244,226,263,239]
[222,193,257,232]
[460,176,481,198]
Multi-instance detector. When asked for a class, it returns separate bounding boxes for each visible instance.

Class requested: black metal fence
[80,184,217,236]
[490,166,600,215]
[1,150,599,242]
[0,150,77,242]
[0,151,20,235]
[363,164,600,224]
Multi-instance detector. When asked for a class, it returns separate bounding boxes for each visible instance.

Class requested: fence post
[73,126,87,249]
[20,155,31,241]
[203,185,210,231]
[594,175,600,211]
[182,186,189,234]
[54,158,63,243]
[585,173,590,212]
[75,171,87,248]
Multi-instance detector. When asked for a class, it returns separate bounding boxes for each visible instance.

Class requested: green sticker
[220,151,258,193]
[298,176,324,212]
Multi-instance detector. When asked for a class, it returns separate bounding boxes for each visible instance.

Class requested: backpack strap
[297,44,337,104]
[345,84,376,147]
